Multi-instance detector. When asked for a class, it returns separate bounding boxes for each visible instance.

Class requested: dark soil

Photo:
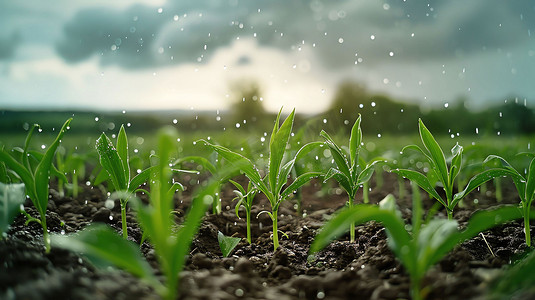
[1,173,533,300]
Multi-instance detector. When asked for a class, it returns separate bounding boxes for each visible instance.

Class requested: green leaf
[417,219,459,272]
[0,182,26,239]
[276,141,323,196]
[449,143,463,186]
[50,224,157,285]
[391,169,446,208]
[320,130,351,179]
[174,156,217,174]
[0,149,35,200]
[349,115,362,168]
[418,119,449,189]
[128,166,156,194]
[218,231,241,257]
[23,124,40,171]
[356,160,381,186]
[202,142,270,199]
[96,133,127,192]
[34,118,72,216]
[452,168,523,209]
[269,109,295,193]
[281,172,322,200]
[525,157,535,203]
[323,168,352,195]
[117,125,130,185]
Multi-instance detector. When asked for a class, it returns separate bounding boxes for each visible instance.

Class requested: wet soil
[1,173,533,300]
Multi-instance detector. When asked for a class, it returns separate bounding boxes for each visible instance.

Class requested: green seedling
[482,154,535,246]
[320,114,382,242]
[230,179,258,244]
[0,182,26,239]
[0,118,72,253]
[310,193,533,300]
[52,127,218,300]
[202,108,323,250]
[96,124,158,239]
[218,231,241,257]
[392,119,513,220]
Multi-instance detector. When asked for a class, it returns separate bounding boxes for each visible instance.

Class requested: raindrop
[475,128,479,134]
[323,119,327,124]
[389,51,394,57]
[236,123,241,128]
[370,35,375,40]
[173,119,178,124]
[338,38,344,44]
[444,103,449,108]
[41,144,46,149]
[95,117,99,122]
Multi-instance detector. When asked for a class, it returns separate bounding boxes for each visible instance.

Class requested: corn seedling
[320,114,382,242]
[0,118,72,253]
[392,119,513,220]
[52,127,220,300]
[218,231,241,257]
[0,182,26,239]
[96,124,159,239]
[310,193,534,300]
[482,154,535,246]
[230,179,258,244]
[203,108,323,250]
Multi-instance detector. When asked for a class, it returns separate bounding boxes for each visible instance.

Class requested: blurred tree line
[1,80,533,137]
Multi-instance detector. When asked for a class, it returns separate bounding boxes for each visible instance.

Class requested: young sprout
[310,193,533,300]
[320,114,383,242]
[218,231,241,257]
[0,118,72,253]
[482,154,535,246]
[392,119,514,220]
[52,126,222,300]
[96,125,164,239]
[230,179,258,244]
[202,108,323,250]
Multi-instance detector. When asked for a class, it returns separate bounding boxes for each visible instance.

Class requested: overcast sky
[0,0,534,114]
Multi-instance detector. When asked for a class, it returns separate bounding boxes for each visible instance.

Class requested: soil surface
[1,173,534,300]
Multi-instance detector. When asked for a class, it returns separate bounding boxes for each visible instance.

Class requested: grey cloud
[55,0,534,69]
[0,32,21,60]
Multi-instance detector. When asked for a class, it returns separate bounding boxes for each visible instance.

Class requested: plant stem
[121,201,128,239]
[411,278,422,300]
[42,217,51,253]
[398,178,405,200]
[523,203,531,247]
[272,208,279,250]
[446,209,453,220]
[246,208,252,244]
[494,177,502,202]
[363,182,369,204]
[349,196,355,242]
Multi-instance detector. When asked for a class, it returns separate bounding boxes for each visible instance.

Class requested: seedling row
[1,110,534,300]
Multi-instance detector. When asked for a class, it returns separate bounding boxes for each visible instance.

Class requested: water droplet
[370,35,375,40]
[173,119,178,124]
[338,38,344,44]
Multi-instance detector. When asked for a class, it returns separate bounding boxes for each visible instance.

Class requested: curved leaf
[320,130,351,179]
[202,141,270,199]
[452,168,523,209]
[50,224,157,284]
[174,156,216,174]
[281,171,322,201]
[391,169,445,207]
[269,109,295,193]
[96,133,127,192]
[349,115,362,168]
[117,125,130,184]
[34,118,72,216]
[0,149,35,199]
[418,119,449,188]
[128,166,156,194]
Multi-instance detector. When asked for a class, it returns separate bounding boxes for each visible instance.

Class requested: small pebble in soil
[234,288,244,297]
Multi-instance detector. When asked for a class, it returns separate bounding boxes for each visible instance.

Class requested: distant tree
[229,80,268,130]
